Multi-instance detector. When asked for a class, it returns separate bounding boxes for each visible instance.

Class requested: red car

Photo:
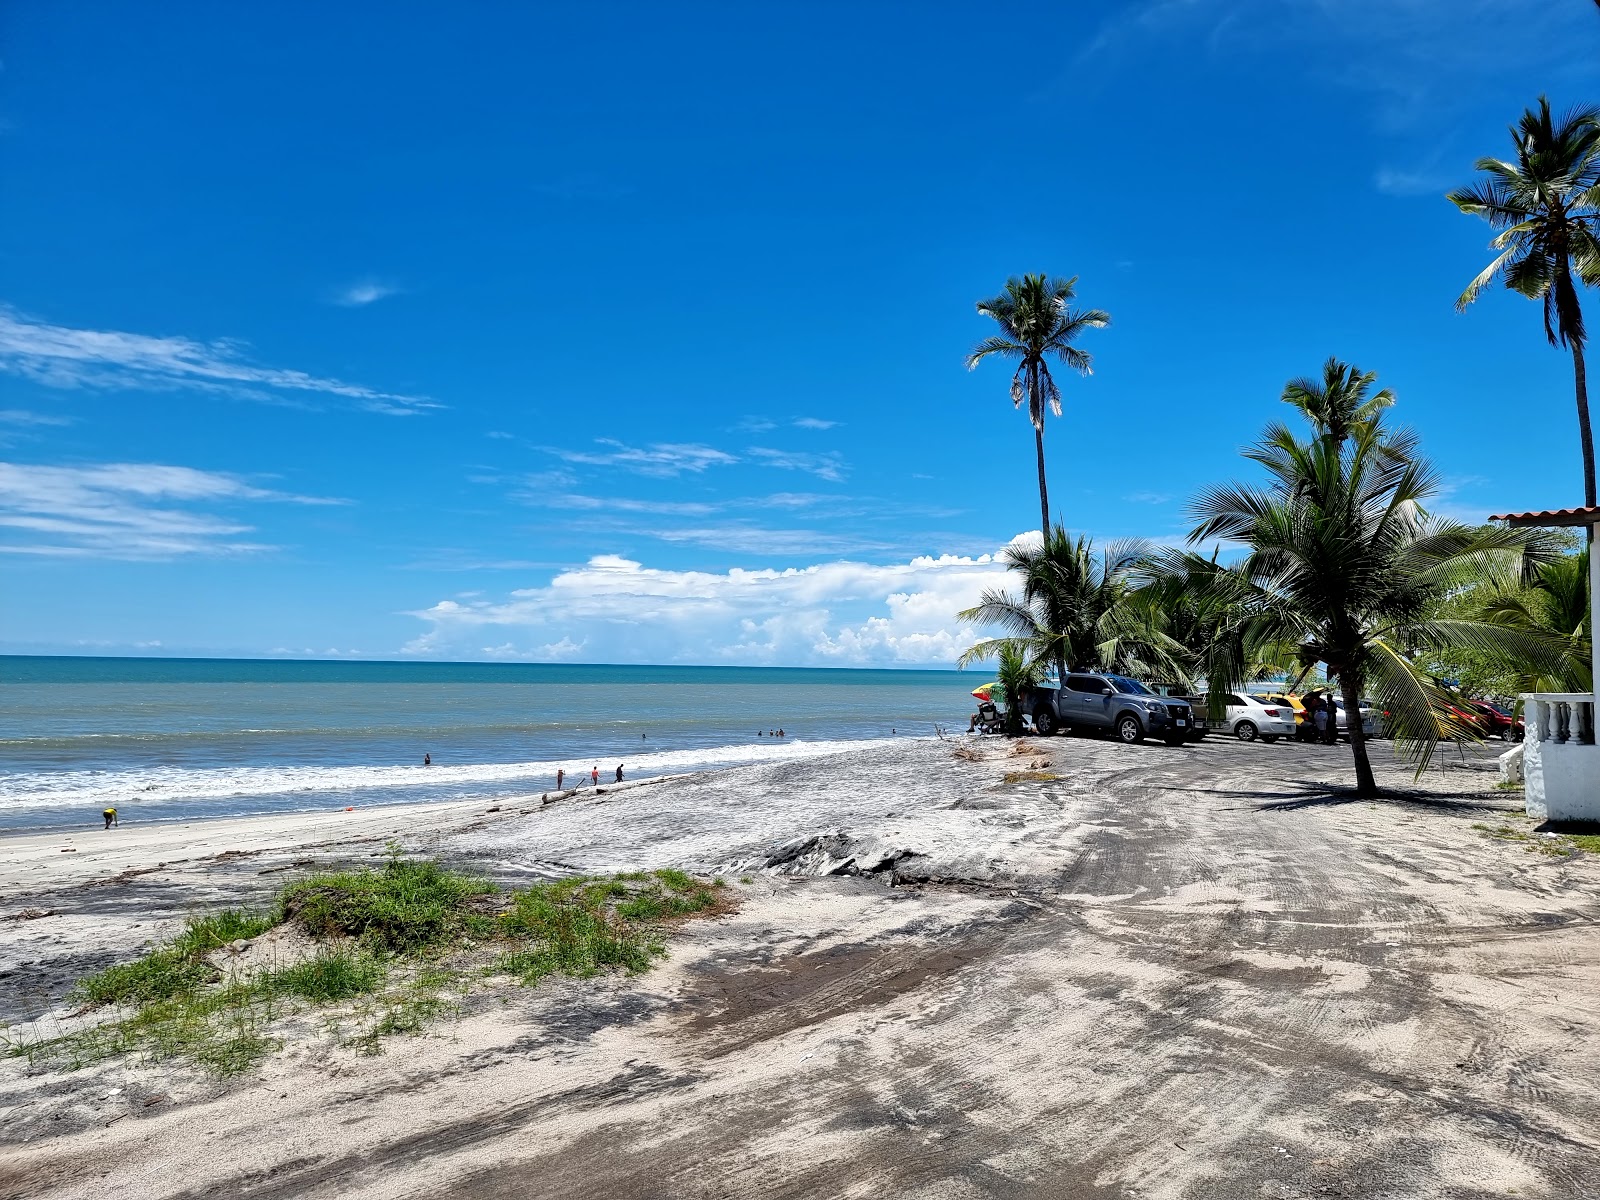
[1463,699,1524,741]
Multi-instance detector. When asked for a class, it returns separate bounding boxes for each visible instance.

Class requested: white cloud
[0,307,435,415]
[648,526,894,556]
[0,409,71,427]
[1374,166,1447,197]
[792,417,839,430]
[1082,1,1593,131]
[0,461,340,559]
[401,541,1030,667]
[539,493,721,517]
[551,438,738,478]
[544,439,849,483]
[747,447,847,482]
[332,280,400,307]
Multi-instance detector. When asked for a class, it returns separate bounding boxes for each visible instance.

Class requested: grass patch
[1472,822,1598,858]
[273,950,385,1002]
[497,868,728,986]
[281,853,497,955]
[11,856,730,1077]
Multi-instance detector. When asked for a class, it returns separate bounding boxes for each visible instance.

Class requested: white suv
[1208,693,1298,743]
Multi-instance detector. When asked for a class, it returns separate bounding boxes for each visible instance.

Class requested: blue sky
[3,0,1599,666]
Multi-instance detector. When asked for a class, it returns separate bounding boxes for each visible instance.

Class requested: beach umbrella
[971,683,999,701]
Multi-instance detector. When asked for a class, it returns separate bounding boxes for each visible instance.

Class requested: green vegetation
[966,274,1109,534]
[1002,770,1059,784]
[281,852,498,954]
[7,857,729,1077]
[1472,821,1600,857]
[1450,97,1600,508]
[1418,540,1591,698]
[958,530,1181,689]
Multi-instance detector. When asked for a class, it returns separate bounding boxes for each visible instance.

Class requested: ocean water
[0,657,977,832]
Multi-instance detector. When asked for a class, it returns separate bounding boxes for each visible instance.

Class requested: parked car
[1465,699,1524,741]
[1149,683,1210,741]
[1207,693,1297,743]
[1257,691,1311,739]
[1027,673,1194,746]
[1435,700,1491,739]
[1330,697,1379,740]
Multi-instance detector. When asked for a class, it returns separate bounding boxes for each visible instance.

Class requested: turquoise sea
[0,657,975,832]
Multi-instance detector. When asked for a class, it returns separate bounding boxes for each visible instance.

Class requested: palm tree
[1135,548,1298,717]
[994,642,1045,737]
[1280,358,1395,445]
[967,275,1109,533]
[1189,385,1564,798]
[1450,97,1600,507]
[957,528,1185,686]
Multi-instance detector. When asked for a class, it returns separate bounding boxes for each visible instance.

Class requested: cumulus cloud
[400,542,1032,667]
[0,307,435,414]
[0,461,341,558]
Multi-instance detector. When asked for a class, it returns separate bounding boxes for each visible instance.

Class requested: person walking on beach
[615,764,624,783]
[590,766,599,787]
[556,768,564,791]
[102,807,118,829]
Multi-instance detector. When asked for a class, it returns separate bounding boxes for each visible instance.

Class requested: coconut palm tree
[994,642,1045,737]
[957,528,1185,686]
[1134,548,1298,716]
[1450,97,1600,507]
[1189,394,1565,797]
[967,275,1109,533]
[1280,358,1396,446]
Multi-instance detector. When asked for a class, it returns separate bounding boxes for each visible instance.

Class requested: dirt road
[3,736,1597,1199]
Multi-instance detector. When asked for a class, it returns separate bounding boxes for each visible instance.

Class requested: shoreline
[0,770,698,896]
[0,733,910,837]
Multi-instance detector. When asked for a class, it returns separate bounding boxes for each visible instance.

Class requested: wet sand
[3,735,1598,1199]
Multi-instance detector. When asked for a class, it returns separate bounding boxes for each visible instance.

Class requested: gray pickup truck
[1024,672,1195,747]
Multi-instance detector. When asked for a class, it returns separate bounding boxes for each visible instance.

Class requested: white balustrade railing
[1525,693,1597,746]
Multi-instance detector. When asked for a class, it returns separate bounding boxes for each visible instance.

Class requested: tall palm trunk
[1031,361,1051,535]
[1034,424,1050,536]
[1574,339,1596,509]
[1339,671,1377,798]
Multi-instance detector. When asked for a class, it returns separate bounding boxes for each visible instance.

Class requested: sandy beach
[3,735,1599,1199]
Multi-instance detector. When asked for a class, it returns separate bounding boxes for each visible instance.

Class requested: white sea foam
[0,737,898,813]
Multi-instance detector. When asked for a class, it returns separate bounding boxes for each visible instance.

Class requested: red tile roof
[1488,506,1600,527]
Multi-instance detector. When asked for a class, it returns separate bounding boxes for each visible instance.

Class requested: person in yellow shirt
[102,807,118,829]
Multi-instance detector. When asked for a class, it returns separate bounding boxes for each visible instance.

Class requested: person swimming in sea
[423,752,431,766]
